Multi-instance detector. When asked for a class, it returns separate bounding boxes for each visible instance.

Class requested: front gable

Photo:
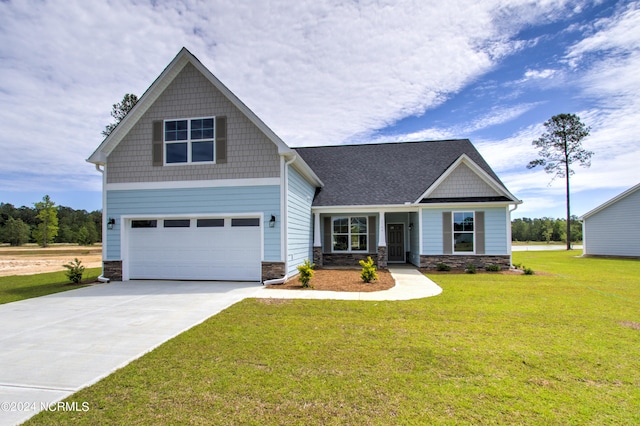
[105,62,281,184]
[418,154,518,204]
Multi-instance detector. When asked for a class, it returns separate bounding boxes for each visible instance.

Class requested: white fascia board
[312,201,515,214]
[311,204,422,214]
[414,154,521,204]
[105,177,280,191]
[580,182,640,220]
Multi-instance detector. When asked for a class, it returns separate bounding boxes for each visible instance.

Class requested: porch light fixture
[107,217,116,230]
[269,215,276,228]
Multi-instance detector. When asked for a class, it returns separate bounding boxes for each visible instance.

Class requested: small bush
[513,262,522,269]
[465,263,477,274]
[63,258,85,284]
[297,259,315,288]
[359,256,379,283]
[436,263,451,271]
[485,264,501,272]
[523,266,535,275]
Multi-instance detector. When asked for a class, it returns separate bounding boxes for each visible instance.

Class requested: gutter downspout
[508,203,519,268]
[95,164,110,283]
[263,153,297,285]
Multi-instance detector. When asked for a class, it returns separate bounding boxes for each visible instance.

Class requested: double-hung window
[332,216,367,252]
[165,117,215,164]
[453,212,474,252]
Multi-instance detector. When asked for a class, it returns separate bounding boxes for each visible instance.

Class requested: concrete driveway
[0,281,262,426]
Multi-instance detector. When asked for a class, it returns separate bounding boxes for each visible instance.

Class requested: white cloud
[0,0,622,206]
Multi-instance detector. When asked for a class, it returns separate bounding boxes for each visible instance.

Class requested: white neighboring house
[580,183,640,258]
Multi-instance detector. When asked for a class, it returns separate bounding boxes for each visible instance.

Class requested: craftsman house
[88,48,521,282]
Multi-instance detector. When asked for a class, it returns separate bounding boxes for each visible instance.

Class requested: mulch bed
[266,268,395,292]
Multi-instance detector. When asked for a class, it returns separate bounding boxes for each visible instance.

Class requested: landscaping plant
[297,259,315,288]
[63,258,85,284]
[359,256,378,283]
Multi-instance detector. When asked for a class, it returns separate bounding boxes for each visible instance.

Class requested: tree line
[511,216,582,243]
[0,196,101,246]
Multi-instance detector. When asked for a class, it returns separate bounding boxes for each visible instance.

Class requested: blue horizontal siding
[106,185,281,261]
[421,207,508,254]
[287,166,315,275]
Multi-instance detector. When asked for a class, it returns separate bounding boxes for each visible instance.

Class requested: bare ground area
[0,245,102,277]
[267,268,396,292]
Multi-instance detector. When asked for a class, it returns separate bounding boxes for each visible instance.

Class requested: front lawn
[0,268,101,305]
[28,252,640,425]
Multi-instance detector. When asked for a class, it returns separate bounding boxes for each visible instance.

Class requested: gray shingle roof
[295,139,506,207]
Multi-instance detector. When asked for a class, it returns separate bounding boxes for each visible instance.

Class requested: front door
[387,223,405,262]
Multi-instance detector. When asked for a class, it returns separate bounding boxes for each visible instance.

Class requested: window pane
[333,235,348,251]
[165,120,188,141]
[350,217,367,233]
[191,118,214,140]
[166,143,188,163]
[164,219,190,228]
[454,233,474,252]
[197,218,224,227]
[192,141,214,162]
[351,234,367,251]
[454,212,474,232]
[333,217,348,234]
[131,220,157,228]
[231,218,260,227]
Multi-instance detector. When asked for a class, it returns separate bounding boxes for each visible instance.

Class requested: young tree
[1,217,31,246]
[527,113,593,250]
[102,93,138,137]
[33,195,59,248]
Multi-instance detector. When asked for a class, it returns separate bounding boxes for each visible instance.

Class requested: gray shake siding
[107,62,280,184]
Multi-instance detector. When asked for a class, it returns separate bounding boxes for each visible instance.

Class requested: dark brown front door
[387,224,404,262]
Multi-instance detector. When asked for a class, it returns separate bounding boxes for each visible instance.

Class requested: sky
[0,0,638,219]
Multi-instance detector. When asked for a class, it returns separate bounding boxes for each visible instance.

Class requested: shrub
[436,263,451,271]
[359,256,379,283]
[513,262,522,269]
[297,259,315,288]
[485,264,501,272]
[465,263,477,274]
[63,258,85,284]
[523,266,535,275]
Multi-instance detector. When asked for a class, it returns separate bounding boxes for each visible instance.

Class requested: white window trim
[452,211,475,254]
[164,116,216,165]
[331,216,368,253]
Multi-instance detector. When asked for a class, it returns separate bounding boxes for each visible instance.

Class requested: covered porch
[312,210,420,269]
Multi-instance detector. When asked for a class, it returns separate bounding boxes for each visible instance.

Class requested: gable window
[453,212,474,252]
[165,118,215,164]
[332,216,367,252]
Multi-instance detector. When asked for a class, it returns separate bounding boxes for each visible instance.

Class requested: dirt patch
[619,321,640,331]
[0,245,102,277]
[267,268,395,292]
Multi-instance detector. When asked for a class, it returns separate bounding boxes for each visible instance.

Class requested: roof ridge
[294,139,471,150]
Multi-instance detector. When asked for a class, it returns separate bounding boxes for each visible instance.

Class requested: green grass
[27,252,640,425]
[0,268,101,304]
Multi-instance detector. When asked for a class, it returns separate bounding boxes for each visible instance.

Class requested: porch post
[313,212,323,267]
[377,211,388,269]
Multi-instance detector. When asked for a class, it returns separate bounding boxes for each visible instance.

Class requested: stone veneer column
[377,246,388,269]
[313,212,322,267]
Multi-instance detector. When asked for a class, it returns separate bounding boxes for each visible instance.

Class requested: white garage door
[127,217,261,281]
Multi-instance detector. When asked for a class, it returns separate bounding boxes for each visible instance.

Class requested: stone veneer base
[103,260,123,281]
[419,255,511,270]
[262,262,286,282]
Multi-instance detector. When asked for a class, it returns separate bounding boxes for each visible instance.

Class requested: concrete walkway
[0,267,440,425]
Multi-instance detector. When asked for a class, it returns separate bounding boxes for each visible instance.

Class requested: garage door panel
[128,218,261,281]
